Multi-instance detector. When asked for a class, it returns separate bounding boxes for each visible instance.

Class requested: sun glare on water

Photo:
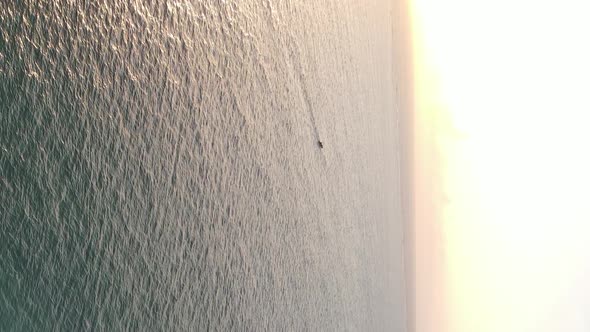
[409,0,590,331]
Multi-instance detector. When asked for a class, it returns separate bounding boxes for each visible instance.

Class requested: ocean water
[1,1,406,330]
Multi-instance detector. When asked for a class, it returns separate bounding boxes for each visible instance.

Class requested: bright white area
[410,1,590,331]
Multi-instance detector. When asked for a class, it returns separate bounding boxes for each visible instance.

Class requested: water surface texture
[1,1,405,330]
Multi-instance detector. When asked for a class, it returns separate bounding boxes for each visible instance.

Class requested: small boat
[317,141,323,149]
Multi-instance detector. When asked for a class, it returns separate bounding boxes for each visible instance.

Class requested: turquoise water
[1,1,405,330]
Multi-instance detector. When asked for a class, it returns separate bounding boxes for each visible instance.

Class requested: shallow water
[1,1,405,330]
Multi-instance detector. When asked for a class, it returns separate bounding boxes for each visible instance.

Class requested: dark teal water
[1,1,406,330]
